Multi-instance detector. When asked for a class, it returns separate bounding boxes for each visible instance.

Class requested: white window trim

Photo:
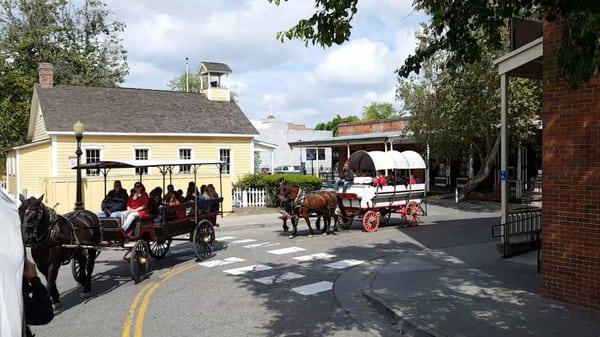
[133,146,152,175]
[82,145,104,177]
[218,147,233,176]
[177,146,194,174]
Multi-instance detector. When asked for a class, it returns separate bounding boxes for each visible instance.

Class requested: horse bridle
[23,206,50,245]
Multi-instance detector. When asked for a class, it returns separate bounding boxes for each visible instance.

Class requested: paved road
[31,202,500,337]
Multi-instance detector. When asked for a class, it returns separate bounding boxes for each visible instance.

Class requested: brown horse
[19,194,101,308]
[276,181,338,237]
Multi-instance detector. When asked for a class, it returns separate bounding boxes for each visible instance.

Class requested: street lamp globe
[73,120,85,137]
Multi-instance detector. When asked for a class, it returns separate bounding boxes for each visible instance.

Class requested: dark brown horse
[276,181,338,237]
[19,195,101,307]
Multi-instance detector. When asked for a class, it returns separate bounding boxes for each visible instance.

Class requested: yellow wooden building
[5,62,257,214]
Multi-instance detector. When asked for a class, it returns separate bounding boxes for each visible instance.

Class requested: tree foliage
[361,102,399,121]
[271,0,600,88]
[314,114,360,136]
[398,29,541,196]
[168,72,203,93]
[0,0,128,154]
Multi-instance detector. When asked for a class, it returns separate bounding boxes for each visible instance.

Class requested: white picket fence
[233,187,267,207]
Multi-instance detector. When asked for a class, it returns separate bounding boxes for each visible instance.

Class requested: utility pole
[185,57,189,93]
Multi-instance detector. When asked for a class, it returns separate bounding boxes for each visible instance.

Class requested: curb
[361,257,446,337]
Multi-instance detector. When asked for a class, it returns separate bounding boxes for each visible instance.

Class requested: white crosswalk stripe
[325,259,365,269]
[198,257,245,268]
[293,253,336,262]
[243,242,281,249]
[230,239,257,244]
[291,281,333,295]
[218,236,236,241]
[253,272,305,285]
[267,247,306,255]
[223,264,272,276]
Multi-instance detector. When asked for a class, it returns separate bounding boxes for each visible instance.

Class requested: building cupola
[199,61,232,102]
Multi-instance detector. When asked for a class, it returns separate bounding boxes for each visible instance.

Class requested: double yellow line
[122,262,195,337]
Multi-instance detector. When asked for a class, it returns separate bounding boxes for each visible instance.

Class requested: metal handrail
[492,213,542,259]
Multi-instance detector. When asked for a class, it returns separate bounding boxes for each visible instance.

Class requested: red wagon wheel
[406,202,421,226]
[362,210,380,233]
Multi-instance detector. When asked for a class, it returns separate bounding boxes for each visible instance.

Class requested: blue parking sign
[500,170,507,181]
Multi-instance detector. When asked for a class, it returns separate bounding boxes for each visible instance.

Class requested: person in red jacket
[121,182,149,232]
[409,174,417,185]
[373,171,388,187]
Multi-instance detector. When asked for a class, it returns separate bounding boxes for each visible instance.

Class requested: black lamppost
[73,120,85,210]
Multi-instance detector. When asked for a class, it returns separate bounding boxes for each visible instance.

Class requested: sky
[106,1,428,127]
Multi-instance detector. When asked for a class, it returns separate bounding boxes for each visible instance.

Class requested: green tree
[0,0,128,153]
[398,30,541,197]
[168,72,203,93]
[361,102,398,121]
[314,114,360,136]
[270,0,600,88]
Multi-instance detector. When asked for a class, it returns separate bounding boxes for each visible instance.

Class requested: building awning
[494,36,543,79]
[288,131,415,148]
[254,139,278,152]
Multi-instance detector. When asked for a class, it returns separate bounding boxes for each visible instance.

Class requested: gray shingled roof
[199,62,232,74]
[35,84,258,135]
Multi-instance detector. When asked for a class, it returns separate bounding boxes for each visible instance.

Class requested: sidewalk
[357,248,600,336]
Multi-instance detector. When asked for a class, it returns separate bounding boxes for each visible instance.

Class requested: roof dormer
[199,61,232,102]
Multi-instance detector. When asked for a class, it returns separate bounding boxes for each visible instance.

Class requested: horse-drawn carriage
[69,159,224,282]
[336,150,427,232]
[19,159,225,306]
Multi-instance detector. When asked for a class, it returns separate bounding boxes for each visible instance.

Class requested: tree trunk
[460,132,501,200]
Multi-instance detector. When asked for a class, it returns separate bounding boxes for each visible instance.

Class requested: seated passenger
[333,163,354,192]
[373,171,388,187]
[114,182,149,232]
[164,184,175,205]
[184,182,197,202]
[409,174,417,185]
[206,184,220,213]
[175,189,185,203]
[148,187,163,223]
[197,184,209,210]
[97,180,129,218]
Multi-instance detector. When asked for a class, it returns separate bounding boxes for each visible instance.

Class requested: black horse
[19,194,101,307]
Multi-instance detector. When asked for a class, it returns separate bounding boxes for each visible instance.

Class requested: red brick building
[540,21,600,310]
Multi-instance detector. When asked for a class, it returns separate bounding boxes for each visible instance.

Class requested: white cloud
[316,39,392,85]
[105,0,425,126]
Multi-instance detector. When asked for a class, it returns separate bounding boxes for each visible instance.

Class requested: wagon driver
[334,162,354,192]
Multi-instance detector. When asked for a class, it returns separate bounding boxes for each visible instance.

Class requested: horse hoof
[288,235,296,239]
[80,292,91,299]
[52,302,62,310]
[308,234,313,238]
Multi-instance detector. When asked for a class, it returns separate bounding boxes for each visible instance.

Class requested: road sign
[500,170,507,181]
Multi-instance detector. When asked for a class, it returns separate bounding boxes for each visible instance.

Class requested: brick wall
[338,118,409,136]
[541,21,600,309]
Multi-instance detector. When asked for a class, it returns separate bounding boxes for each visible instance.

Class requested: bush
[235,173,322,207]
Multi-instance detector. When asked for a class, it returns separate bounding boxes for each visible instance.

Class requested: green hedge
[235,173,322,206]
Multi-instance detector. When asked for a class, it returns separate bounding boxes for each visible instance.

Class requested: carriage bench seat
[99,217,121,229]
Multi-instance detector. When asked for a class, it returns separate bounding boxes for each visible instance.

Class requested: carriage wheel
[71,251,88,285]
[362,210,380,233]
[193,220,214,260]
[380,211,392,225]
[148,239,172,259]
[340,216,354,230]
[130,241,150,283]
[406,202,421,226]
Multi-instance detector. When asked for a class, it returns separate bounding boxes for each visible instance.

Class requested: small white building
[251,115,333,174]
